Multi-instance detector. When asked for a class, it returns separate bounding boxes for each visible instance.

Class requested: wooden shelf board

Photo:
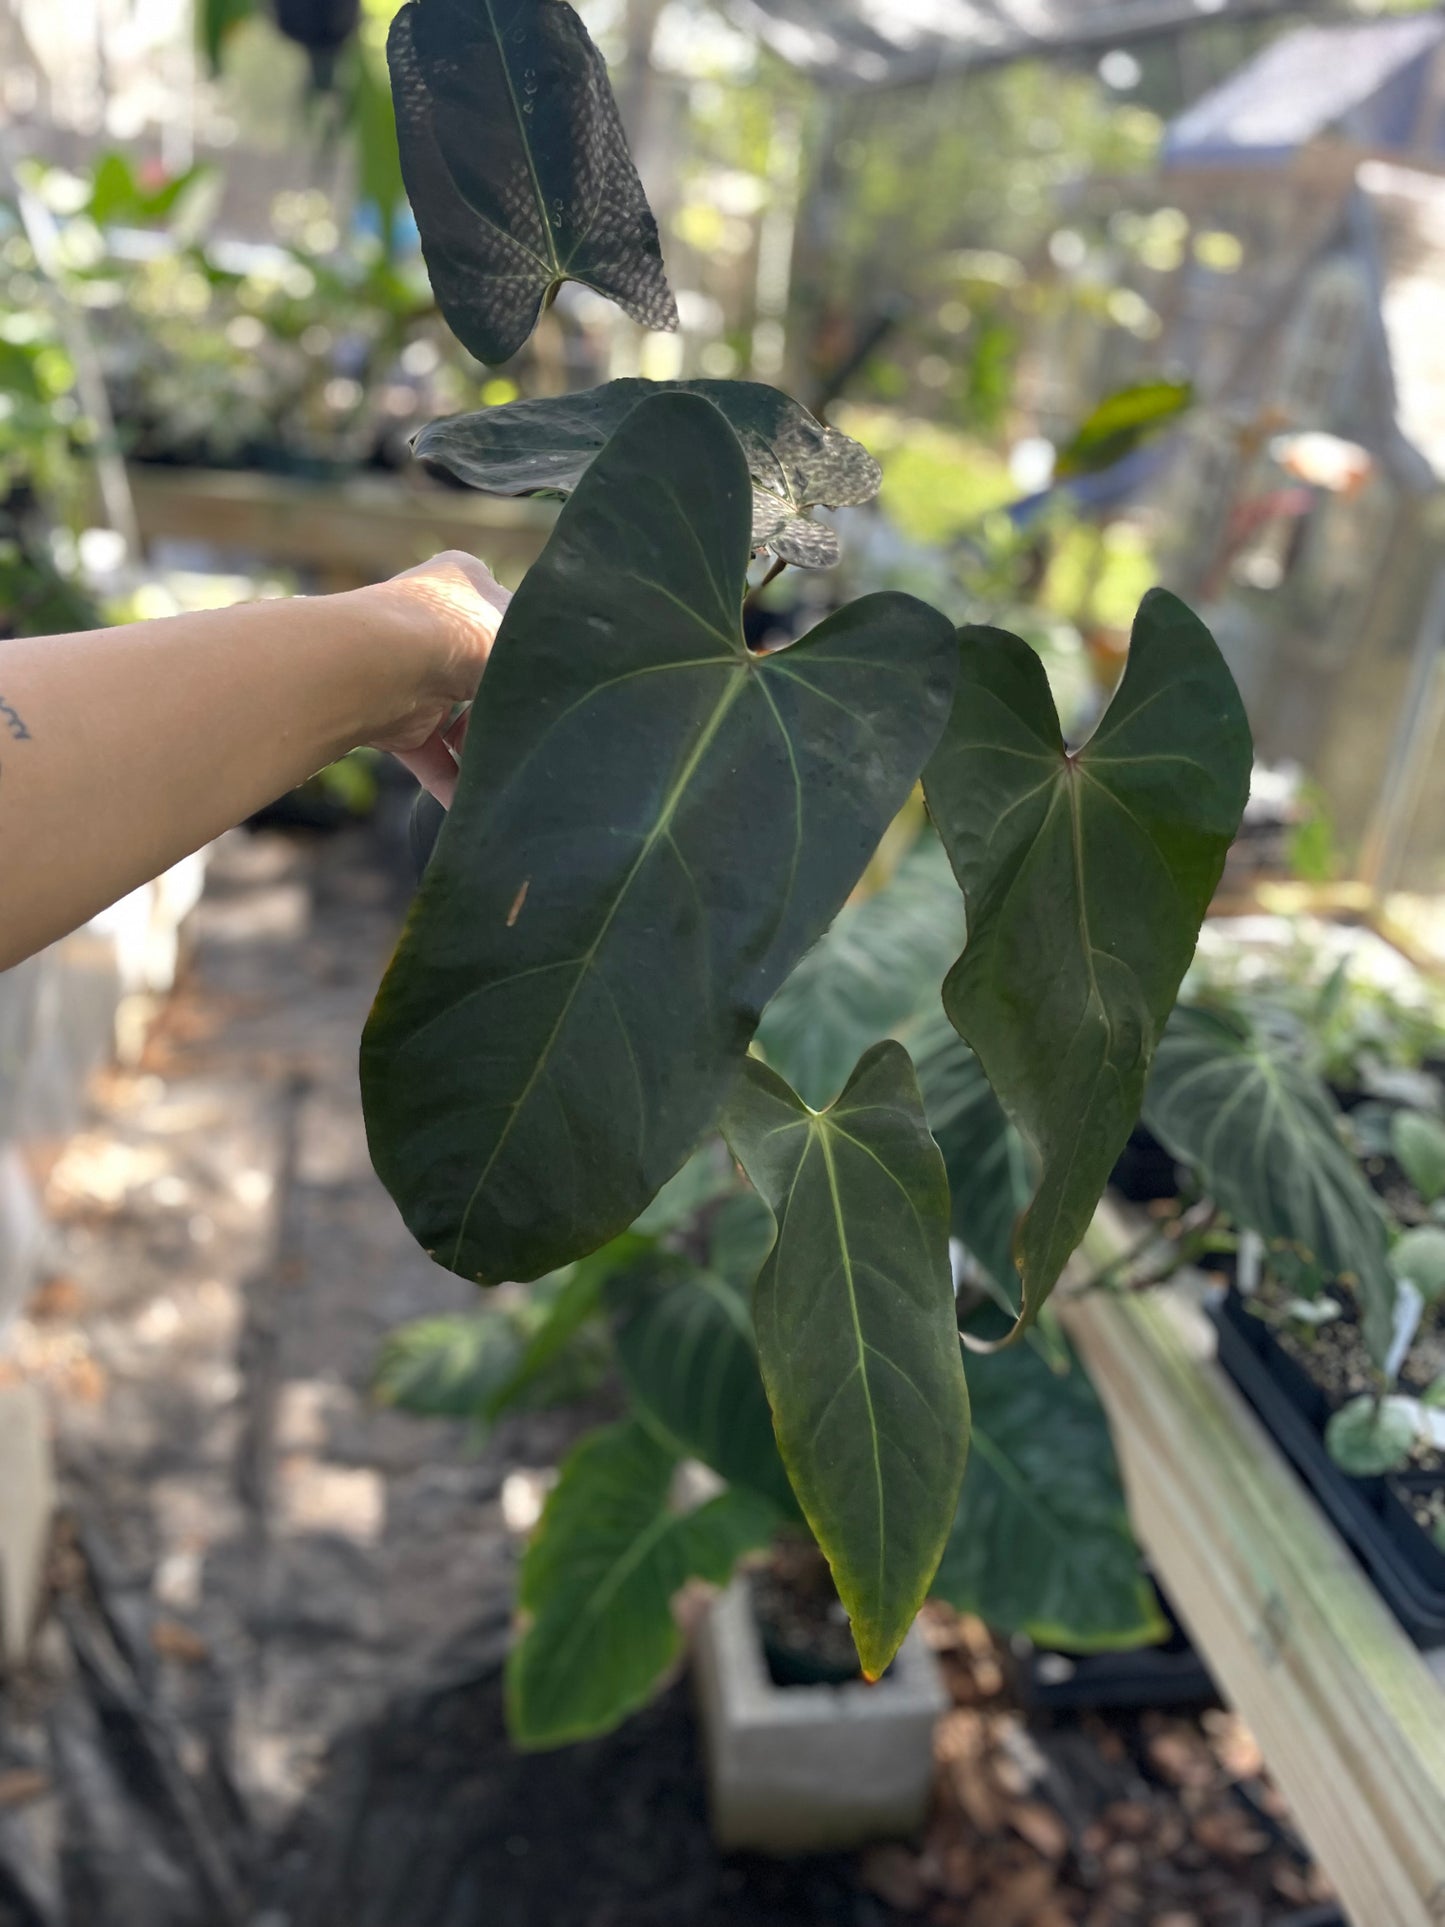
[1062,1223,1445,1927]
[126,465,557,588]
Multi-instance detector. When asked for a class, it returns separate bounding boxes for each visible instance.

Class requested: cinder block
[0,1384,54,1668]
[694,1576,947,1854]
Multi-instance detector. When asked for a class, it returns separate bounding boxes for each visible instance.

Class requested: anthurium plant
[360,0,1254,1728]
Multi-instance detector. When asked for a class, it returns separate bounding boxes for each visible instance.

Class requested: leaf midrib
[486,0,563,281]
[448,659,753,1269]
[814,1121,887,1622]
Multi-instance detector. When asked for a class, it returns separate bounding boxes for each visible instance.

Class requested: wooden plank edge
[1060,1252,1445,1926]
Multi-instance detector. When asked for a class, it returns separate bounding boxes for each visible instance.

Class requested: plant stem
[743,556,788,617]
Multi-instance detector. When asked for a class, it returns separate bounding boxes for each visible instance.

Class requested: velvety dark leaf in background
[361,393,956,1287]
[1145,1002,1396,1362]
[506,1420,775,1747]
[415,377,882,566]
[388,0,678,363]
[756,835,965,1108]
[933,1334,1164,1650]
[609,1252,802,1520]
[925,590,1251,1340]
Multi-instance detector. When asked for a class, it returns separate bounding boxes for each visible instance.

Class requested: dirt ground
[0,810,1339,1927]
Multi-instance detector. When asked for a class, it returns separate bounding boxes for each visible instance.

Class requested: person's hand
[357,550,511,807]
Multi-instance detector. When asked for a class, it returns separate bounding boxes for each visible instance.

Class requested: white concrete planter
[694,1575,947,1854]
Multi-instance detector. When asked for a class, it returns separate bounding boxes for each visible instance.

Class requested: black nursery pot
[1210,1290,1445,1646]
[274,0,360,51]
[1384,1472,1445,1595]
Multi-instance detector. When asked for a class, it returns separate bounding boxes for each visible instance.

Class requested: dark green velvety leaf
[362,393,956,1287]
[933,1336,1164,1651]
[486,1234,645,1418]
[924,590,1251,1340]
[722,1042,970,1679]
[610,1252,801,1520]
[506,1419,774,1747]
[707,1191,776,1291]
[414,378,882,567]
[1144,1002,1396,1360]
[1393,1109,1445,1207]
[372,1310,524,1420]
[756,836,965,1108]
[1054,379,1194,480]
[630,1142,737,1236]
[387,0,677,364]
[372,1256,614,1425]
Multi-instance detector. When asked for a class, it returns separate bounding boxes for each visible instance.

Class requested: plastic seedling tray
[1210,1290,1445,1647]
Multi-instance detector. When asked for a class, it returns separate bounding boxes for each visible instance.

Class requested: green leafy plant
[379,1121,1159,1741]
[1052,377,1192,481]
[1394,1110,1445,1209]
[1143,1002,1398,1362]
[360,0,1252,1732]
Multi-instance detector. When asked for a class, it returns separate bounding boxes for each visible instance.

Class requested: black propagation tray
[1209,1289,1445,1648]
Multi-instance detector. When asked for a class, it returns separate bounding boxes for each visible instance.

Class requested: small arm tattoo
[0,697,31,742]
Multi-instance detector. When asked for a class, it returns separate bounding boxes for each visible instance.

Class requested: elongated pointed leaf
[610,1253,801,1520]
[414,378,882,567]
[924,590,1251,1340]
[933,1337,1164,1651]
[506,1420,774,1747]
[372,1310,526,1420]
[1054,379,1193,481]
[1393,1109,1445,1207]
[1144,1002,1396,1361]
[388,0,678,364]
[362,393,956,1287]
[723,1042,969,1679]
[371,1257,614,1425]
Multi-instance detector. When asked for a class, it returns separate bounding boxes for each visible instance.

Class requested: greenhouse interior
[4,1,1445,1922]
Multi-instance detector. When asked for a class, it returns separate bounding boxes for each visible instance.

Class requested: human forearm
[0,555,504,970]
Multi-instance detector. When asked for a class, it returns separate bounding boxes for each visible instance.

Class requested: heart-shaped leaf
[1144,1003,1396,1361]
[413,378,882,567]
[1393,1225,1445,1305]
[372,1309,527,1421]
[932,1335,1164,1650]
[362,392,956,1287]
[610,1252,801,1520]
[1393,1108,1445,1207]
[722,1042,970,1680]
[924,590,1251,1341]
[387,0,678,364]
[371,1243,626,1424]
[507,1419,774,1747]
[1325,1394,1417,1477]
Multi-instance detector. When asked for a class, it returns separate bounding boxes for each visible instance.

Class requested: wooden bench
[1064,1210,1445,1926]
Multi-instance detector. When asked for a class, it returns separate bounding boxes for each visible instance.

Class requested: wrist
[321,581,440,754]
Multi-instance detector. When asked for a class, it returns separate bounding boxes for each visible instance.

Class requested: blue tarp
[1163,16,1445,167]
[727,0,1314,90]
